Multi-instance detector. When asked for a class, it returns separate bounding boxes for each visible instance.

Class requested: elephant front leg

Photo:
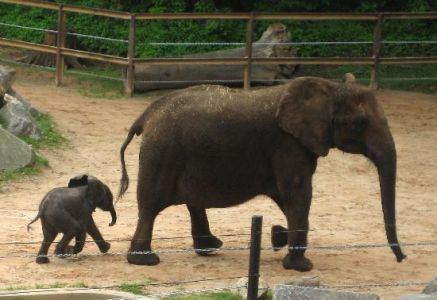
[282,206,312,271]
[281,181,313,272]
[127,211,160,265]
[187,206,223,255]
[87,218,110,253]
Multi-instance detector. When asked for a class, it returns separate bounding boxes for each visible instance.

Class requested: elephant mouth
[337,139,366,154]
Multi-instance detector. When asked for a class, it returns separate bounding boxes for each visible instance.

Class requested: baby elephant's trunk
[109,205,117,226]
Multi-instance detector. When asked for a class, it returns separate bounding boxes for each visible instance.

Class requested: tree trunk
[131,24,299,92]
[17,30,86,69]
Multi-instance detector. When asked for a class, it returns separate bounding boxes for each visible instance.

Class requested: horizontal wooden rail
[0,0,130,19]
[135,12,251,20]
[133,57,247,65]
[0,0,57,10]
[379,57,437,64]
[0,38,128,65]
[61,48,127,65]
[0,37,57,54]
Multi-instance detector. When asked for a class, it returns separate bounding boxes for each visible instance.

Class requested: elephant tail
[27,214,40,232]
[117,110,148,201]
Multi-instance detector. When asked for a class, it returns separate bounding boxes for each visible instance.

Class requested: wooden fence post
[126,13,136,96]
[55,4,66,86]
[243,12,254,90]
[370,14,383,89]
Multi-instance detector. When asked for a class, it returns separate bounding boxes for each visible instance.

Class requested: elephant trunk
[108,205,117,226]
[368,137,406,262]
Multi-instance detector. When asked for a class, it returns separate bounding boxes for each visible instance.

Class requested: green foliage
[0,154,48,184]
[1,0,434,59]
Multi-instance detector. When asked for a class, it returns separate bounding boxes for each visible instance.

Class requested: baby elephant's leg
[87,217,110,253]
[53,214,82,257]
[64,231,87,255]
[36,220,57,264]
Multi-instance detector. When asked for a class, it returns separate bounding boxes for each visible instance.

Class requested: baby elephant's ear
[68,175,89,188]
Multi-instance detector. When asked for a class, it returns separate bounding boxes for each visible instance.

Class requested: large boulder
[7,90,41,118]
[0,126,35,170]
[131,23,298,92]
[423,278,437,295]
[0,65,16,108]
[399,295,437,300]
[0,93,41,139]
[274,285,379,300]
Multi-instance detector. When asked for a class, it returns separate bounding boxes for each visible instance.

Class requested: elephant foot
[127,250,160,266]
[271,225,288,251]
[36,255,49,264]
[64,245,75,255]
[282,253,313,272]
[98,242,111,253]
[193,235,223,256]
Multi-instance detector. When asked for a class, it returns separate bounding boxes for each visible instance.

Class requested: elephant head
[68,175,117,226]
[276,76,406,262]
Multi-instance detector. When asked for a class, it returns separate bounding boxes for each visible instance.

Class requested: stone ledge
[0,288,155,300]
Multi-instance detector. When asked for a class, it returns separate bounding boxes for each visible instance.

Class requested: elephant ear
[68,174,88,188]
[276,78,335,157]
[86,176,105,207]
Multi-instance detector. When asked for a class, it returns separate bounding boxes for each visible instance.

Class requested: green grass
[0,154,48,183]
[65,66,126,99]
[119,283,146,295]
[19,113,66,149]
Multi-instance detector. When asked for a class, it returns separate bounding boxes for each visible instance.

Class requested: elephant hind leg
[36,221,57,264]
[188,206,223,256]
[127,209,160,265]
[128,144,181,265]
[70,231,87,254]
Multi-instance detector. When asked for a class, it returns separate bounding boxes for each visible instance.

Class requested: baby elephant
[27,175,117,264]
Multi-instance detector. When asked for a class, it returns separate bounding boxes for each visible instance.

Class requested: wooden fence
[0,0,436,95]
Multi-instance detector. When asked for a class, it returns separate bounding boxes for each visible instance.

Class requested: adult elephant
[118,75,406,271]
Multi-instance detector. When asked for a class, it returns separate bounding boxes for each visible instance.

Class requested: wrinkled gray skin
[119,76,406,271]
[28,175,116,264]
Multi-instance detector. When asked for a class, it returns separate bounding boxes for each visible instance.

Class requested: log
[131,24,299,92]
[17,29,86,69]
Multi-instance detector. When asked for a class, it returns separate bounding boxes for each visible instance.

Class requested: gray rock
[0,95,41,139]
[0,126,35,170]
[7,90,41,117]
[235,277,269,299]
[423,278,437,295]
[400,294,437,300]
[0,65,15,95]
[274,285,379,300]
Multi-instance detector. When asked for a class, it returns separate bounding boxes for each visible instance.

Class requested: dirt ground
[0,71,436,299]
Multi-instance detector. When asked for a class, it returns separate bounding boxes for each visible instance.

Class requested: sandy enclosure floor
[0,72,436,299]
